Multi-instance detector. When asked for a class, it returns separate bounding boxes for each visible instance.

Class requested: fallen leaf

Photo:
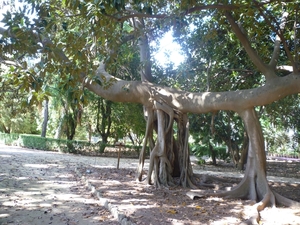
[166,209,177,214]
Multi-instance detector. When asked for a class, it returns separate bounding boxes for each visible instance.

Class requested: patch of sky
[151,29,186,68]
[0,0,37,28]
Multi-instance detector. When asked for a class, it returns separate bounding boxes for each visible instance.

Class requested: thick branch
[254,1,298,72]
[83,64,300,114]
[269,12,289,69]
[224,11,276,80]
[133,17,153,82]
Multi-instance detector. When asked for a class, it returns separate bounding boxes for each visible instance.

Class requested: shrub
[1,132,142,157]
[191,144,229,161]
[0,133,20,145]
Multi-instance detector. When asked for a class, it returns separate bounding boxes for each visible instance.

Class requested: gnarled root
[187,176,300,224]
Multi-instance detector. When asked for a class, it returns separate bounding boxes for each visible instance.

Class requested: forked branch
[224,11,275,79]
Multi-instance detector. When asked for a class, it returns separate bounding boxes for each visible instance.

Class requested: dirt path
[0,144,140,225]
[1,144,300,225]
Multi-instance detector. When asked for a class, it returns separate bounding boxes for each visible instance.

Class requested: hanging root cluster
[136,99,197,188]
[135,100,300,223]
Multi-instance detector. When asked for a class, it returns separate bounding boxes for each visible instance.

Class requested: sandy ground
[0,144,140,225]
[1,144,300,225]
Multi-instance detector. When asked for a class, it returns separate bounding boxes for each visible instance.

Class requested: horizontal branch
[84,64,300,114]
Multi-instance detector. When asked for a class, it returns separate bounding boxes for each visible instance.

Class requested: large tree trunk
[190,108,300,223]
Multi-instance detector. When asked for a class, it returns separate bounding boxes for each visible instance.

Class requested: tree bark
[84,66,300,113]
[237,131,249,170]
[41,99,49,138]
[54,112,64,139]
[96,98,112,153]
[190,108,300,222]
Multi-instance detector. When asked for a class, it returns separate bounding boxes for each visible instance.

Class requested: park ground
[0,144,300,225]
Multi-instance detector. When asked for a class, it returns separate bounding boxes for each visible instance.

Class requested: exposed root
[273,191,300,208]
[189,172,300,225]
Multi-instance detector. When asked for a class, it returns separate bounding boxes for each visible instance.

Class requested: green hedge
[18,135,102,153]
[191,144,229,161]
[0,133,141,155]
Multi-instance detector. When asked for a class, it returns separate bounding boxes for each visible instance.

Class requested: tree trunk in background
[87,122,92,142]
[226,140,240,166]
[1,123,10,133]
[96,98,112,153]
[54,113,64,139]
[41,99,49,137]
[209,143,217,165]
[237,132,249,170]
[65,112,76,140]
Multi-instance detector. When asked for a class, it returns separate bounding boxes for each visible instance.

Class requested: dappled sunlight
[0,146,120,225]
[24,163,52,169]
[24,163,67,169]
[0,154,11,158]
[259,207,300,224]
[1,146,300,224]
[0,214,10,218]
[91,165,116,169]
[79,161,300,224]
[0,170,106,224]
[79,166,254,224]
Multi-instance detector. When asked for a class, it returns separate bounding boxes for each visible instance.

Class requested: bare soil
[1,144,300,225]
[78,159,300,225]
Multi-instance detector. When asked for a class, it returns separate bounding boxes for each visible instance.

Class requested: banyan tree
[1,0,300,223]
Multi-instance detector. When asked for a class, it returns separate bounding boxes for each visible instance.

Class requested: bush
[191,144,229,161]
[19,135,49,150]
[0,132,142,157]
[0,133,20,145]
[18,135,93,153]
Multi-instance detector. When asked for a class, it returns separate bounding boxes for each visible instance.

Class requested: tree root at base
[186,175,300,225]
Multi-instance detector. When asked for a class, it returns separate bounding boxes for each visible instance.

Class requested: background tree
[0,67,39,134]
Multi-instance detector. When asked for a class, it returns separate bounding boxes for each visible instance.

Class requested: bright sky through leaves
[152,31,186,68]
